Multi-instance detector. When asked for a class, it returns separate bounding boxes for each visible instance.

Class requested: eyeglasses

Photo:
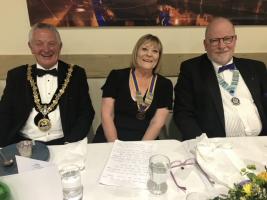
[208,35,236,46]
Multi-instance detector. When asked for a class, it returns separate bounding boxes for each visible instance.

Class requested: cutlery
[0,150,14,167]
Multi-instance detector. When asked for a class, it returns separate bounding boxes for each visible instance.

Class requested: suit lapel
[26,64,35,109]
[57,61,68,88]
[201,55,225,127]
[234,58,258,100]
[234,58,265,124]
[57,61,69,126]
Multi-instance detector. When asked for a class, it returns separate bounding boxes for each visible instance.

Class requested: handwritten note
[99,140,155,189]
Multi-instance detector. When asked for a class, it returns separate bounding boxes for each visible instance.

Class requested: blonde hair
[130,34,163,73]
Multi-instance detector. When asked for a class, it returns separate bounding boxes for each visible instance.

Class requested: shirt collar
[210,59,234,73]
[36,62,58,70]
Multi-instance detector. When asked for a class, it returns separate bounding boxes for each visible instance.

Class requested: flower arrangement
[213,165,267,200]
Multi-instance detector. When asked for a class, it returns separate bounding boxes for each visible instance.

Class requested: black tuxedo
[0,60,95,147]
[173,54,267,140]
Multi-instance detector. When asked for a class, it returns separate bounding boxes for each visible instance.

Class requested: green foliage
[212,165,267,200]
[0,181,11,200]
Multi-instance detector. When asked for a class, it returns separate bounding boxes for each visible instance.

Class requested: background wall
[1,0,267,56]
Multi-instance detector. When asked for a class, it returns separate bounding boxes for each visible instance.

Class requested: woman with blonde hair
[93,34,173,142]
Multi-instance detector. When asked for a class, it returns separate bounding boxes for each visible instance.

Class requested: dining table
[1,136,267,200]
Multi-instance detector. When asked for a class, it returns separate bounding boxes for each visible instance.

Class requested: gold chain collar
[27,64,73,116]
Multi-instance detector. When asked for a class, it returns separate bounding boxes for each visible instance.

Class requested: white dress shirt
[212,59,262,137]
[21,63,64,141]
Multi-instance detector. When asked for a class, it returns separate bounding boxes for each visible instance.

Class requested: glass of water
[16,140,33,157]
[147,154,170,195]
[60,165,83,200]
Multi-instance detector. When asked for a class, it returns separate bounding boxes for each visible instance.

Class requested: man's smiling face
[28,29,62,69]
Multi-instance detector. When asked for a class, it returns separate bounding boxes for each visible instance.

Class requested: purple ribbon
[170,158,196,192]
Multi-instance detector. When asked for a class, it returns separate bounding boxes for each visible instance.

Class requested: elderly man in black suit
[174,17,267,140]
[0,23,95,147]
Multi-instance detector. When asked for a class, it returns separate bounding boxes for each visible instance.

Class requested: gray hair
[29,23,61,44]
[130,34,163,73]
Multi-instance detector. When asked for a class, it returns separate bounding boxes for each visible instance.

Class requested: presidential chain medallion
[231,97,240,106]
[217,65,241,106]
[27,64,73,131]
[136,112,146,120]
[37,118,51,132]
[131,69,157,120]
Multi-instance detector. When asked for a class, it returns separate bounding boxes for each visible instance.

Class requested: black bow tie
[218,63,235,73]
[36,68,58,77]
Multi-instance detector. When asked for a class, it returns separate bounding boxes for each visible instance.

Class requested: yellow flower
[257,171,267,182]
[243,183,252,196]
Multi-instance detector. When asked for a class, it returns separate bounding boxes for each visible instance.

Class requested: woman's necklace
[130,69,157,120]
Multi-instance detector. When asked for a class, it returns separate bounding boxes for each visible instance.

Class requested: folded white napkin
[51,137,88,170]
[195,134,246,188]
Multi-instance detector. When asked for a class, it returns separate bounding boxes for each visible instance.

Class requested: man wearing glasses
[173,17,267,140]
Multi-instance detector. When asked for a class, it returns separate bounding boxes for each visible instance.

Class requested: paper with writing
[16,155,54,173]
[99,140,155,189]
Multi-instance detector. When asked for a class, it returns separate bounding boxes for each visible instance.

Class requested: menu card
[99,140,155,189]
[16,155,53,173]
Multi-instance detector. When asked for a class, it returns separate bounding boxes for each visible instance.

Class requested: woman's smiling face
[136,41,160,71]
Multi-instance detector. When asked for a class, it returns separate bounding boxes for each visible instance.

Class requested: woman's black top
[93,68,173,142]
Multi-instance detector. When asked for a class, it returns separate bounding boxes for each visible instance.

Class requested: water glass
[147,154,170,195]
[16,140,33,157]
[60,165,83,200]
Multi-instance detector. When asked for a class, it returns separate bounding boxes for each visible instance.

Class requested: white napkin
[51,137,88,170]
[195,134,246,188]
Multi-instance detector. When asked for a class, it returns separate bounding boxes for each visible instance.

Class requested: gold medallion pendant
[130,69,157,121]
[38,118,51,132]
[136,112,146,120]
[231,97,240,105]
[27,64,73,131]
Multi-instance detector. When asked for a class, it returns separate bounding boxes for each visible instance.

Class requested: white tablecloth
[1,137,267,200]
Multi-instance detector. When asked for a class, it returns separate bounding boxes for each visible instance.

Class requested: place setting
[0,140,50,176]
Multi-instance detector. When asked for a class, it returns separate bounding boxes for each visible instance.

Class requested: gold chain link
[27,64,73,116]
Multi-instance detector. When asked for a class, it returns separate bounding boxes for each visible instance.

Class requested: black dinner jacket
[173,54,267,140]
[0,60,95,147]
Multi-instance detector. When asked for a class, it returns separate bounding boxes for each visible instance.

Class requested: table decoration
[212,165,267,200]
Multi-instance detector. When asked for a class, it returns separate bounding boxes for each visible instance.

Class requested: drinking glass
[60,165,83,200]
[16,140,33,157]
[147,154,170,195]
